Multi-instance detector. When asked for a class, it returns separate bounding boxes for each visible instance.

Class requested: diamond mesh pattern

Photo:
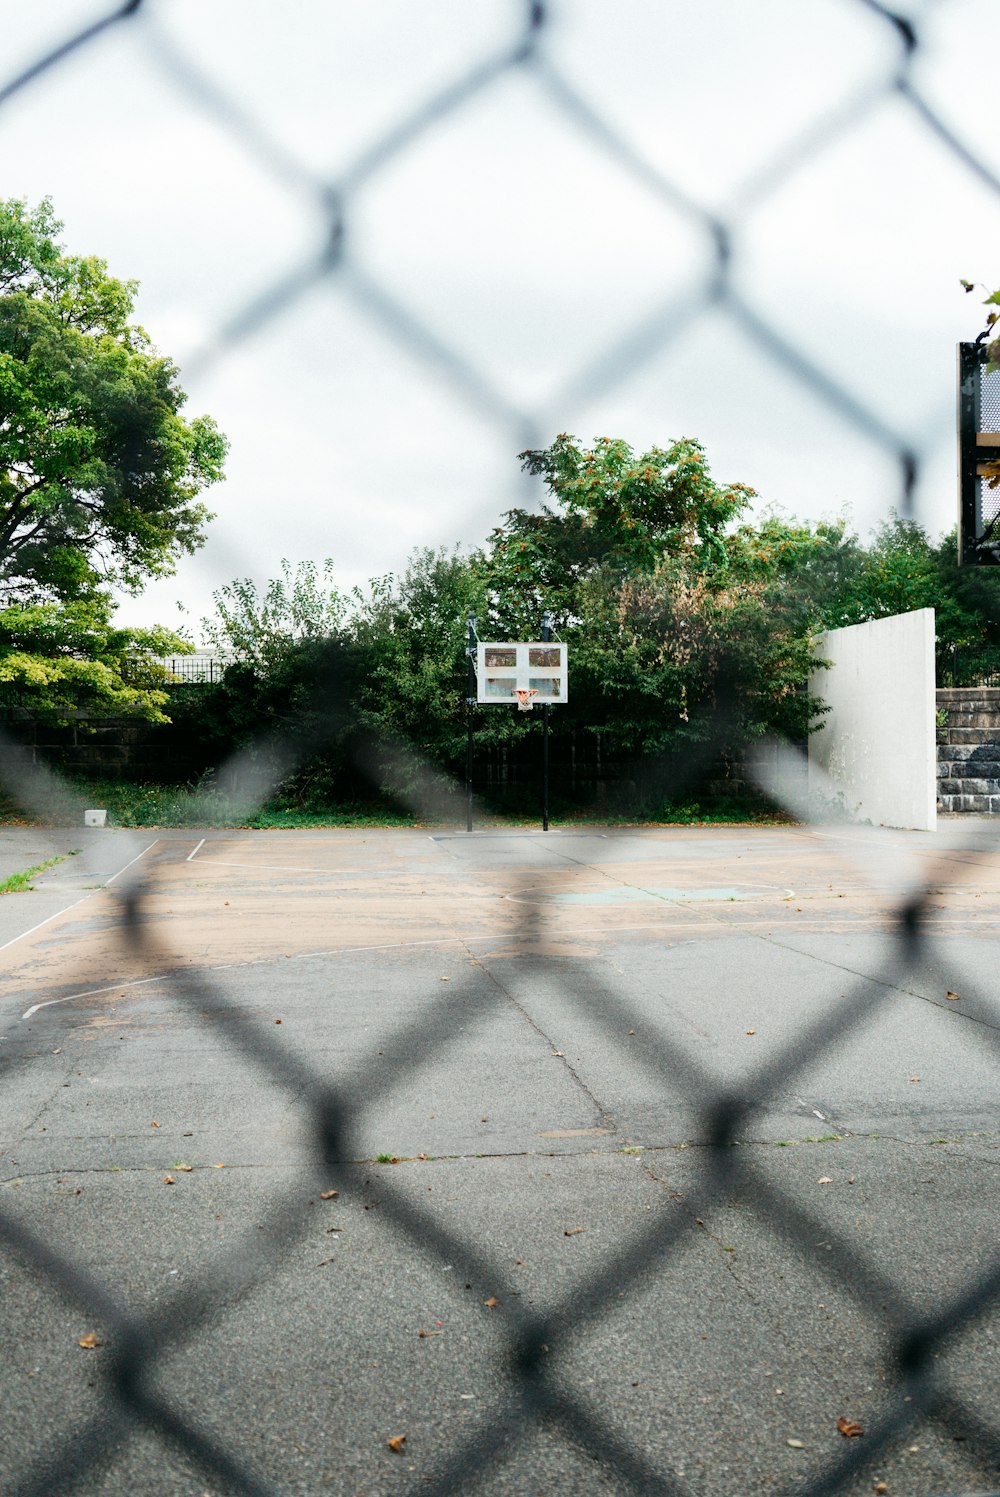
[2,3,1000,1495]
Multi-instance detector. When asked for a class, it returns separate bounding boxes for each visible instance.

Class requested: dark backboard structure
[958,342,1000,565]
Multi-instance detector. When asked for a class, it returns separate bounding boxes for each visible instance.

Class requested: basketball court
[2,822,1000,1495]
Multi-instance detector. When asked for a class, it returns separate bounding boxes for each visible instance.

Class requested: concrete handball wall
[809,608,936,831]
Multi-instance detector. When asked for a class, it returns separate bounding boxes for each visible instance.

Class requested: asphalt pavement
[1,822,999,1497]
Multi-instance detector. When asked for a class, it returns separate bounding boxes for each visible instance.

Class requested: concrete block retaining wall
[936,688,1000,813]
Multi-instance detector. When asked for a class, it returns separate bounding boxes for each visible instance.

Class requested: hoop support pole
[466,614,476,832]
[542,611,552,832]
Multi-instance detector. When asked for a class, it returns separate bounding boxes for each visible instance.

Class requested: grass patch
[18,779,423,830]
[0,850,78,895]
[0,776,795,831]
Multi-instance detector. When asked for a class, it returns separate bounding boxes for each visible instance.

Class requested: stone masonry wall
[937,687,1000,813]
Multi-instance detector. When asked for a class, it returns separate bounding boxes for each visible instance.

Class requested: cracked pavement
[1,823,999,1496]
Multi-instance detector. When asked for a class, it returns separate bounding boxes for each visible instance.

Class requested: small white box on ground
[84,809,107,827]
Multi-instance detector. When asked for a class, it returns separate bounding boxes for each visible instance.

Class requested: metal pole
[466,615,476,833]
[542,610,552,832]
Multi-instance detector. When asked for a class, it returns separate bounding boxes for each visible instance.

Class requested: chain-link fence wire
[3,1,1000,1493]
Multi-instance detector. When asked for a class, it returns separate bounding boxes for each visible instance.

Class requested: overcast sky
[2,0,999,640]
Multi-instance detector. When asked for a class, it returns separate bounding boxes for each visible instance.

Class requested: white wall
[809,609,936,831]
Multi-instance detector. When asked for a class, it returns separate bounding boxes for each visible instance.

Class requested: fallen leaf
[910,1077,921,1083]
[387,1435,406,1453]
[483,1296,501,1309]
[564,1227,585,1236]
[163,1175,176,1185]
[818,1176,833,1184]
[439,976,451,982]
[514,1257,524,1265]
[627,1029,635,1035]
[51,1048,61,1055]
[746,1029,756,1035]
[837,1416,864,1437]
[786,1438,805,1449]
[215,1162,225,1169]
[274,1018,282,1025]
[175,1164,193,1173]
[150,1121,160,1129]
[418,1329,441,1338]
[946,991,960,1001]
[319,1189,339,1200]
[78,1332,102,1349]
[552,1051,565,1058]
[418,1152,428,1160]
[874,1483,888,1494]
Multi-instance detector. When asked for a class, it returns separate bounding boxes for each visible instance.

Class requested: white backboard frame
[476,641,568,705]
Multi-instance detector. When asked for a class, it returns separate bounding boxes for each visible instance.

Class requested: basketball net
[514,688,539,713]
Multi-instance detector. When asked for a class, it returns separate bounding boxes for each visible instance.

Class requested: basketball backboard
[476,641,568,704]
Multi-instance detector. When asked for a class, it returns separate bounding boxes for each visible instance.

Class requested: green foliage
[67,778,417,829]
[961,277,1000,370]
[163,560,364,805]
[0,197,227,603]
[0,593,188,722]
[490,434,754,630]
[477,435,821,765]
[353,549,490,779]
[201,559,348,672]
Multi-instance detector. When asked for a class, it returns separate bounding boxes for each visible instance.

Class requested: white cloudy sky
[2,0,999,640]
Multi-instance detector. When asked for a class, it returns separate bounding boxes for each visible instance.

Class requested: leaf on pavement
[817,1176,833,1184]
[319,1189,338,1200]
[163,1175,176,1185]
[387,1434,407,1453]
[786,1438,805,1449]
[78,1332,102,1349]
[837,1416,863,1437]
[418,1328,441,1338]
[564,1227,585,1236]
[483,1296,501,1309]
[946,991,960,1001]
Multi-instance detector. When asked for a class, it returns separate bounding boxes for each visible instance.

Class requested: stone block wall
[936,688,1000,813]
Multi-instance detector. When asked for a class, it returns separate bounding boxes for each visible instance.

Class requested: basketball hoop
[514,688,539,712]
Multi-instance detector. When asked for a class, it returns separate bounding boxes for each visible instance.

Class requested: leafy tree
[0,197,226,602]
[477,435,816,779]
[353,549,489,774]
[173,560,363,802]
[487,434,755,632]
[0,596,181,722]
[201,558,348,672]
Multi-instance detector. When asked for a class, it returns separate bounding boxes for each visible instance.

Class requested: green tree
[0,197,226,722]
[0,596,181,722]
[0,197,226,602]
[181,559,362,803]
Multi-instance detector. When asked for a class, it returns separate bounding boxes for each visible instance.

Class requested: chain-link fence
[3,2,1000,1494]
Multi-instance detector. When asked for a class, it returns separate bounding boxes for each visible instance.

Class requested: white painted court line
[0,840,159,956]
[15,916,715,1022]
[186,838,206,863]
[23,973,168,1020]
